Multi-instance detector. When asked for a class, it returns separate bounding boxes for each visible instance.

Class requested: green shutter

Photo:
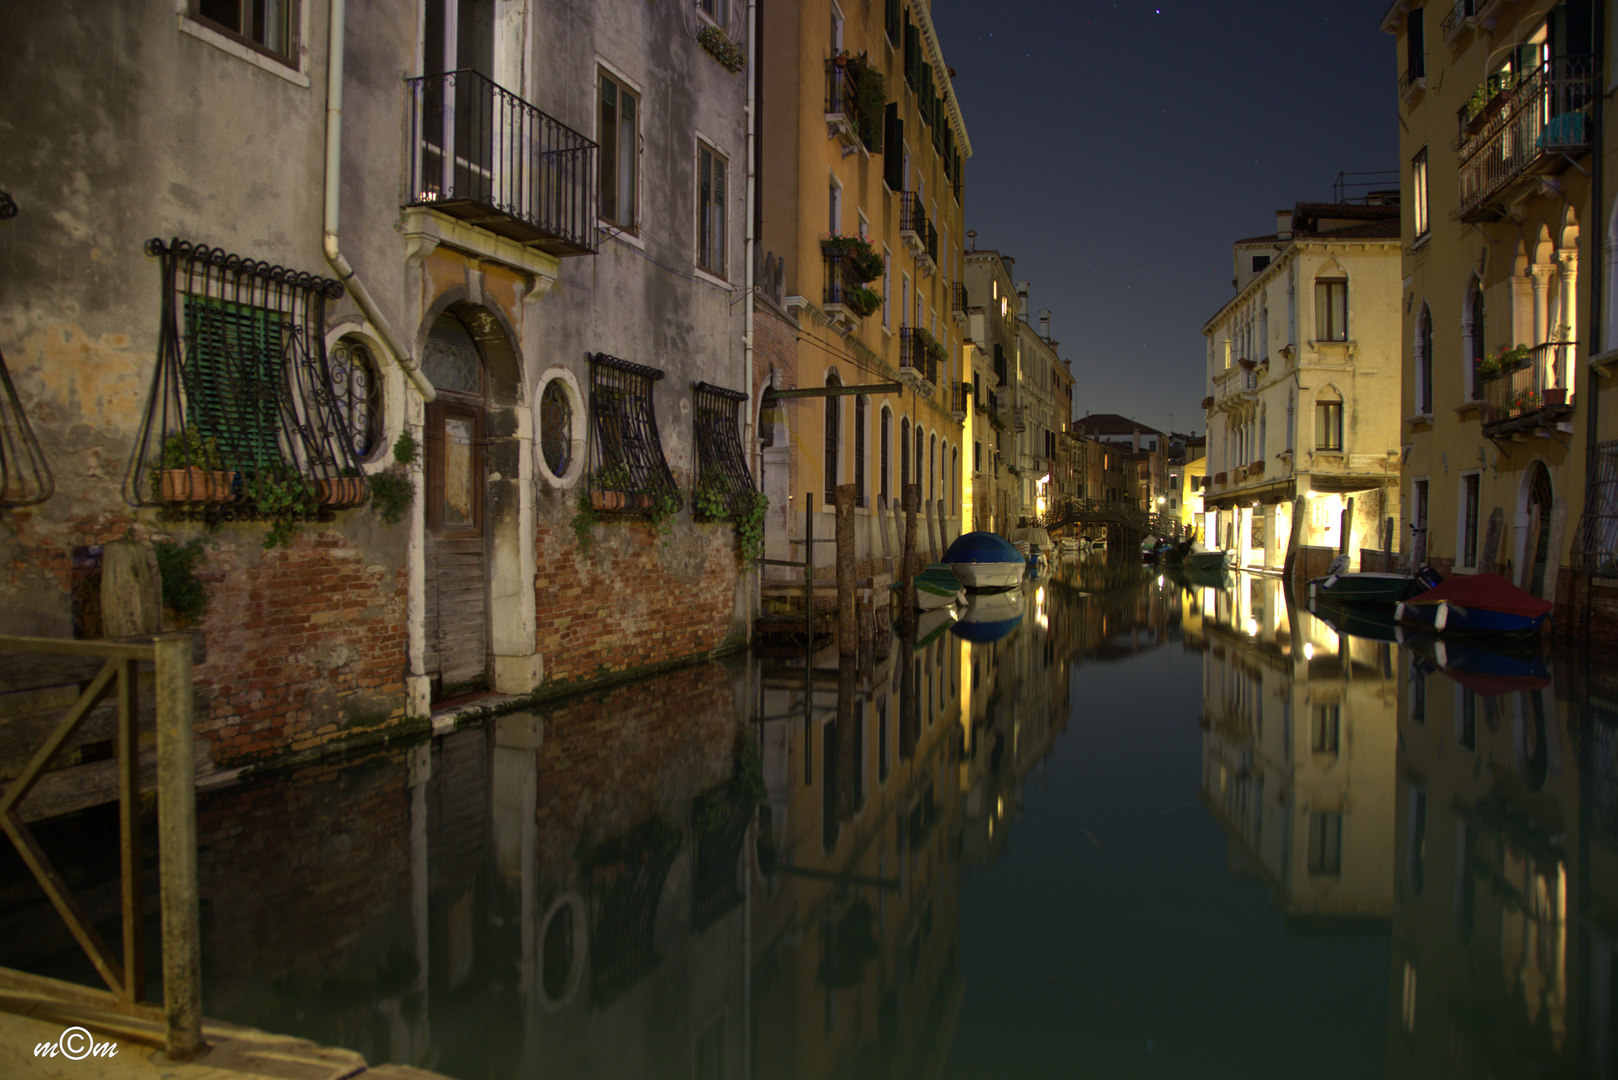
[184,297,283,470]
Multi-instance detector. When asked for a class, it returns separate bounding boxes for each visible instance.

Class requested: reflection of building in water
[751,624,966,1079]
[1198,574,1398,924]
[32,661,758,1079]
[961,586,1072,866]
[1387,653,1580,1076]
[1046,559,1183,667]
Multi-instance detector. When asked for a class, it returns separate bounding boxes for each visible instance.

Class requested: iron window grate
[0,341,54,508]
[124,238,365,520]
[1577,439,1618,576]
[691,381,755,517]
[588,352,680,513]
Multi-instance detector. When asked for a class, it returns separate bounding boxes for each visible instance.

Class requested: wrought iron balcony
[1481,341,1576,436]
[1399,65,1426,101]
[405,69,597,256]
[1457,58,1592,223]
[899,191,930,269]
[899,327,938,385]
[950,381,970,421]
[1440,0,1475,43]
[824,60,861,148]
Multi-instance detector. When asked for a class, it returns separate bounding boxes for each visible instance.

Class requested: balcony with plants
[824,53,884,152]
[821,235,884,330]
[899,192,934,275]
[1479,341,1576,436]
[405,70,598,256]
[1456,57,1593,223]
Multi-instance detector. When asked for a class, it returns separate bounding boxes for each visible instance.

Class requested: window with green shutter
[183,296,285,470]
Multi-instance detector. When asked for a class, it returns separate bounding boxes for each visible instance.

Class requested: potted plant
[820,234,884,282]
[316,467,368,507]
[592,462,634,511]
[697,25,747,74]
[151,427,233,503]
[846,285,882,318]
[252,466,319,549]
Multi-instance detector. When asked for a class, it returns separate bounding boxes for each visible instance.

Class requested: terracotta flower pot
[316,477,368,506]
[159,467,233,503]
[591,490,626,511]
[1544,388,1567,407]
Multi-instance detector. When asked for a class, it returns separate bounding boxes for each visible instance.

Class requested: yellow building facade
[1383,0,1595,601]
[759,0,971,575]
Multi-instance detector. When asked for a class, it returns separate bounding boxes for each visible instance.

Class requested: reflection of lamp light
[1304,643,1315,660]
[1245,618,1258,637]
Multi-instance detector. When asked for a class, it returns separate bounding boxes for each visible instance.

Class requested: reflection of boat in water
[951,588,1024,643]
[1309,595,1400,643]
[944,532,1025,591]
[1395,628,1551,693]
[906,605,958,648]
[1394,572,1552,637]
[1182,549,1232,573]
[1180,563,1234,590]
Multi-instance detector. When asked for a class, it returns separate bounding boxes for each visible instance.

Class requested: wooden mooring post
[835,485,857,656]
[900,483,919,630]
[155,633,204,1060]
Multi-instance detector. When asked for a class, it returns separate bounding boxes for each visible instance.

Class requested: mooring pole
[901,483,919,628]
[835,484,857,656]
[155,633,204,1061]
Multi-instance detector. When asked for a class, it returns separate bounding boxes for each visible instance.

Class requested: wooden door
[425,400,488,699]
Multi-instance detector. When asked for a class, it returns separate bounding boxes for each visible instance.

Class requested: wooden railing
[0,634,203,1059]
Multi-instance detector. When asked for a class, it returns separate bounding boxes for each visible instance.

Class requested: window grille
[691,782,752,929]
[588,352,679,512]
[586,817,678,1007]
[1577,440,1618,576]
[0,341,54,507]
[125,238,365,519]
[691,381,755,517]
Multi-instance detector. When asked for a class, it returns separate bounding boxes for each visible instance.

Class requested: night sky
[929,1,1400,438]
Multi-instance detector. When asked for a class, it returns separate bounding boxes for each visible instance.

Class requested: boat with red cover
[1393,573,1552,637]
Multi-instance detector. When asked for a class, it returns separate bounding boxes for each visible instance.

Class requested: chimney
[1132,427,1140,453]
[1016,283,1030,321]
[1039,309,1051,339]
[967,229,977,252]
[1275,209,1293,241]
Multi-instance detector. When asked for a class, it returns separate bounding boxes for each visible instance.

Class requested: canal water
[3,555,1611,1077]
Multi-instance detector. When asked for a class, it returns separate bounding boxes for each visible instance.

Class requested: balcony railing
[952,280,968,315]
[405,69,597,256]
[1440,0,1475,41]
[950,381,970,419]
[899,327,938,385]
[1400,65,1426,99]
[925,220,939,267]
[1457,58,1593,223]
[825,59,856,115]
[1481,341,1577,433]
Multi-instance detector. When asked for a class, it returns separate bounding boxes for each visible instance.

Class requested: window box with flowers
[698,25,747,74]
[820,235,884,283]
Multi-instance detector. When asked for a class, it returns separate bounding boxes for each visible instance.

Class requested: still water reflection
[7,557,1618,1076]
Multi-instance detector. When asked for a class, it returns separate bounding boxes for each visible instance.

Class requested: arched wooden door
[422,311,489,700]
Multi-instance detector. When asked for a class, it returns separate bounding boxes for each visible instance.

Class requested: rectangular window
[1307,812,1342,876]
[1315,279,1347,341]
[195,0,297,63]
[829,177,841,235]
[854,396,867,509]
[885,0,900,45]
[1251,255,1270,273]
[697,143,727,277]
[881,251,891,331]
[1315,401,1343,451]
[974,441,982,473]
[184,297,284,466]
[599,71,638,230]
[1406,8,1425,79]
[698,0,727,23]
[880,409,890,503]
[1461,472,1480,567]
[1312,704,1341,754]
[1412,148,1429,239]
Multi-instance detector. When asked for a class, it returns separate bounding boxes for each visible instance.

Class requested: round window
[540,379,573,478]
[330,336,381,461]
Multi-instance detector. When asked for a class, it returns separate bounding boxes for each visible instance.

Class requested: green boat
[1306,557,1441,605]
[890,562,966,611]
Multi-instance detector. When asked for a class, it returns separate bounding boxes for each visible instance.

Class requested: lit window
[1412,148,1429,239]
[1315,279,1347,341]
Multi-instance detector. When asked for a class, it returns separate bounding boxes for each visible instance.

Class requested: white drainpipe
[744,0,759,618]
[323,0,435,404]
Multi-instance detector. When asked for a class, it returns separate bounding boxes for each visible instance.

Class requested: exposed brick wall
[2,511,409,769]
[197,529,409,766]
[534,512,743,686]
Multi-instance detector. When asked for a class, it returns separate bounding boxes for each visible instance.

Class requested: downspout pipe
[1580,0,1605,640]
[323,0,435,403]
[744,0,758,474]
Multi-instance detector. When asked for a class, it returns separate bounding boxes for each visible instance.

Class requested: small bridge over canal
[1035,497,1185,546]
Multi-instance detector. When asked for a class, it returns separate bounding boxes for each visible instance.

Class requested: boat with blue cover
[944,532,1025,592]
[950,588,1024,643]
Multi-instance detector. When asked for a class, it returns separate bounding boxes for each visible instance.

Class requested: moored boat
[1307,554,1441,604]
[890,562,967,611]
[1182,549,1232,573]
[944,532,1025,591]
[1394,572,1552,637]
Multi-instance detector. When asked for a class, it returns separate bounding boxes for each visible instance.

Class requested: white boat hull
[950,561,1024,591]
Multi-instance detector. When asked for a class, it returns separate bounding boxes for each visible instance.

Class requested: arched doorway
[1526,462,1553,596]
[422,309,490,700]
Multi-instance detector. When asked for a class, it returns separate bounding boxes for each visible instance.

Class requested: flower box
[158,467,233,504]
[316,477,368,506]
[591,490,627,511]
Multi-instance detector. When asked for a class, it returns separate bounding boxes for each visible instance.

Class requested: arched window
[1257,409,1266,465]
[824,373,840,504]
[1286,393,1295,452]
[915,425,925,490]
[900,417,910,499]
[1416,303,1433,414]
[880,407,891,505]
[1468,281,1486,401]
[854,395,867,508]
[929,433,936,501]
